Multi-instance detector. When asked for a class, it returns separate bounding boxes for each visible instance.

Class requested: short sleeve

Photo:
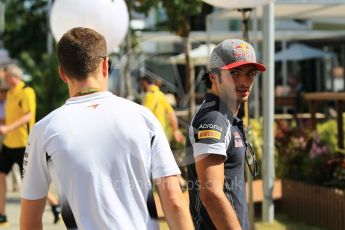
[21,125,51,200]
[20,87,36,114]
[189,111,230,159]
[149,113,181,179]
[162,96,174,113]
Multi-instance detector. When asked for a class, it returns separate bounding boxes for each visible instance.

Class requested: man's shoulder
[33,106,64,131]
[112,96,159,123]
[192,106,229,129]
[115,95,152,113]
[20,85,35,97]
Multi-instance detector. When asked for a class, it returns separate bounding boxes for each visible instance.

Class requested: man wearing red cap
[186,39,265,230]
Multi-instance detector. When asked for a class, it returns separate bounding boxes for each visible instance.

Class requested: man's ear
[209,72,218,83]
[102,57,108,78]
[58,66,68,83]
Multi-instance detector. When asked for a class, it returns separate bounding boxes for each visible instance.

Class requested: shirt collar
[10,81,25,93]
[65,91,112,104]
[148,84,159,92]
[204,93,242,126]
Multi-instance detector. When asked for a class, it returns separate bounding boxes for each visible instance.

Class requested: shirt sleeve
[20,87,36,114]
[162,96,174,114]
[190,111,231,159]
[148,112,181,180]
[21,125,51,200]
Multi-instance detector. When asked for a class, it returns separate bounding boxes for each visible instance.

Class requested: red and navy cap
[208,39,266,72]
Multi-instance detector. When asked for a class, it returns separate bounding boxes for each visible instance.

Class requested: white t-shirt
[21,92,180,230]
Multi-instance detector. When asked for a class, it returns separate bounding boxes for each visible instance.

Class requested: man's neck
[207,90,240,116]
[68,76,106,97]
[9,79,22,90]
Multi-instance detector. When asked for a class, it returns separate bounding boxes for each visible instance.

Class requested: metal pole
[252,9,260,119]
[0,2,4,48]
[0,2,5,34]
[47,0,53,54]
[239,8,255,230]
[206,14,212,60]
[342,45,345,91]
[262,2,275,223]
[282,40,288,113]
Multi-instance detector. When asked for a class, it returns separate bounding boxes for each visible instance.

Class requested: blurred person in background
[0,64,36,225]
[139,75,185,143]
[139,75,187,190]
[0,64,60,225]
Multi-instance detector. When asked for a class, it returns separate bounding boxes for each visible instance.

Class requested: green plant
[250,117,345,189]
[317,118,345,154]
[317,119,338,153]
[170,126,188,178]
[249,118,264,178]
[273,118,344,190]
[249,118,280,179]
[20,52,68,120]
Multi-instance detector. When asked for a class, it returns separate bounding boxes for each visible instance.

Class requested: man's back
[22,92,179,230]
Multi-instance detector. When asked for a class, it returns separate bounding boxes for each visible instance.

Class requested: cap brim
[220,60,266,72]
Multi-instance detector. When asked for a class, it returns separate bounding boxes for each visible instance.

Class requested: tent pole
[253,9,260,119]
[282,40,288,113]
[239,8,255,230]
[262,2,275,223]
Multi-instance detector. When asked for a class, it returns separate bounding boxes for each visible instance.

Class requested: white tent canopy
[172,44,216,65]
[275,43,334,61]
[202,0,273,9]
[207,1,345,20]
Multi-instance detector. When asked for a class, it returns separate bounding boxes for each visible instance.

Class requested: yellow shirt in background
[4,81,36,148]
[143,84,173,134]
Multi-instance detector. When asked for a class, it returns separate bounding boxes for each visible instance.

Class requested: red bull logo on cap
[232,42,254,60]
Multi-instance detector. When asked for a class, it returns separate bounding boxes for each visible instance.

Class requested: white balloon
[50,0,129,53]
[94,0,129,53]
[202,0,274,9]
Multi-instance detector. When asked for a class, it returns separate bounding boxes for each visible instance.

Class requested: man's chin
[238,96,249,104]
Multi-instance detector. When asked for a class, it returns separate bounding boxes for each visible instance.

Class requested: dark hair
[57,27,107,80]
[140,75,154,84]
[203,68,221,89]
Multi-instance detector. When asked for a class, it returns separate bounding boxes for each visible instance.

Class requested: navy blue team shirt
[186,93,249,230]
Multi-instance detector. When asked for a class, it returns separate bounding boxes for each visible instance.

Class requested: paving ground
[0,174,64,230]
[2,191,64,230]
[3,177,324,230]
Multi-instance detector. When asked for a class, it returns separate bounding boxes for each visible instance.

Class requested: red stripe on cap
[220,60,266,72]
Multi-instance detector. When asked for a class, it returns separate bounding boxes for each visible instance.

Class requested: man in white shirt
[20,27,193,230]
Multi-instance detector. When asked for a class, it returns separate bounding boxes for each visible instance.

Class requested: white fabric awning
[275,43,335,61]
[171,44,216,65]
[207,2,345,20]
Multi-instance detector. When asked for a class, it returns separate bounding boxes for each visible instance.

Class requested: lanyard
[74,88,100,97]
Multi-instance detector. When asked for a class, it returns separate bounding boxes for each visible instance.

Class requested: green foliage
[317,119,345,154]
[249,118,264,161]
[20,51,68,120]
[160,0,202,36]
[1,0,68,120]
[129,0,202,36]
[129,0,160,15]
[250,118,345,189]
[275,119,344,189]
[1,0,48,60]
[249,118,264,178]
[169,127,188,178]
[250,118,283,179]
